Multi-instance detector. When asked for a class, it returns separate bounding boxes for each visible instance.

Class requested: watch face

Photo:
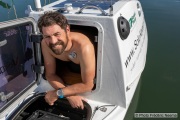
[57,89,63,96]
[56,88,64,98]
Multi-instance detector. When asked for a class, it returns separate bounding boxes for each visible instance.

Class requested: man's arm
[41,38,95,108]
[62,42,95,96]
[41,41,65,89]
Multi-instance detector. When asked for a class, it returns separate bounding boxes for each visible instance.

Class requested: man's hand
[45,90,58,106]
[45,90,87,110]
[67,95,87,109]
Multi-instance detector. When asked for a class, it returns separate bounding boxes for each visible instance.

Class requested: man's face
[42,24,69,55]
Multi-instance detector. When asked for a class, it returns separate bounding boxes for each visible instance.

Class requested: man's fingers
[67,96,86,109]
[79,99,84,109]
[80,104,84,109]
[81,97,87,102]
[49,102,54,106]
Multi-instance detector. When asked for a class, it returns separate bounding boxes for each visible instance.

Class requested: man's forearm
[46,74,65,89]
[62,82,94,97]
[46,74,93,97]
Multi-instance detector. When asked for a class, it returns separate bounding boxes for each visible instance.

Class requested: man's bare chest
[55,51,80,64]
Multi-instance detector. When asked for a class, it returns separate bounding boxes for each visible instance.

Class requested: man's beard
[49,36,69,55]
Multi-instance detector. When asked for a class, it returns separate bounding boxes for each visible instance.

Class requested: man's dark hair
[38,11,69,33]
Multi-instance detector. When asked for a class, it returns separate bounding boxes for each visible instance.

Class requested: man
[38,11,95,109]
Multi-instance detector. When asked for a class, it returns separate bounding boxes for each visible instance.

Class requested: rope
[11,0,18,19]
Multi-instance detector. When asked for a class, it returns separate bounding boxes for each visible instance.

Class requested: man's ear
[66,25,70,33]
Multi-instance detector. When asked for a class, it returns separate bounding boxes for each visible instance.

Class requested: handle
[77,5,107,16]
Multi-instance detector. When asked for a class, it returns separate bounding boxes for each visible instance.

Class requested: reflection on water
[124,78,143,120]
[0,0,57,22]
[0,1,11,9]
[126,0,180,120]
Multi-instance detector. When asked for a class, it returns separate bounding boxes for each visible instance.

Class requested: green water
[1,0,180,120]
[0,0,56,21]
[125,0,180,120]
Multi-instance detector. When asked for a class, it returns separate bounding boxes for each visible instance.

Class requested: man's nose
[49,36,57,44]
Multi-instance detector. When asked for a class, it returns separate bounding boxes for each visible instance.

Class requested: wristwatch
[56,88,64,98]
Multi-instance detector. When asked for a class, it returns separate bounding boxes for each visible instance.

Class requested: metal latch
[29,33,42,43]
[0,92,14,102]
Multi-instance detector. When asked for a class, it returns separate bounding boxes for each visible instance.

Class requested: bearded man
[38,11,95,109]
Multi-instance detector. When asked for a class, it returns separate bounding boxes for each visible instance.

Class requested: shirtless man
[38,11,95,109]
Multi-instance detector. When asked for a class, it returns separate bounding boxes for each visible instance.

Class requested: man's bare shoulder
[71,32,93,45]
[41,40,48,48]
[71,32,94,53]
[41,40,52,53]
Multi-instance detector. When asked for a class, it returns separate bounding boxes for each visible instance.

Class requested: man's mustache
[49,41,64,48]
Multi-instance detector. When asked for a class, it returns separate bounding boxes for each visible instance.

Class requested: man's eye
[54,33,61,36]
[43,36,50,39]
